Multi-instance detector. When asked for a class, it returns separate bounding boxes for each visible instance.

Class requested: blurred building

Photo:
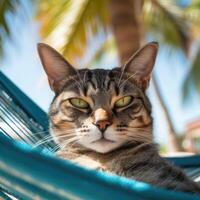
[184,118,200,153]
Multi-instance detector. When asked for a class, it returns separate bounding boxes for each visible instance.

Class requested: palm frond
[183,1,200,39]
[0,0,21,58]
[143,0,192,55]
[36,0,72,38]
[37,0,109,64]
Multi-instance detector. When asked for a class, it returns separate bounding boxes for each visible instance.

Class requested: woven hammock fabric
[0,71,54,150]
[0,134,200,200]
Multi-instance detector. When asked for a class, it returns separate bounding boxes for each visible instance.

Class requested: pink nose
[95,120,111,132]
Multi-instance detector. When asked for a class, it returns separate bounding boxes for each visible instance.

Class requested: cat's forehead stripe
[90,69,109,89]
[53,68,150,111]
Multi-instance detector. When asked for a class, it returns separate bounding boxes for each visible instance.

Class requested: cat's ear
[123,42,158,90]
[37,43,77,93]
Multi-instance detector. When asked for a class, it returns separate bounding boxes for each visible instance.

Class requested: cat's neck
[57,141,158,170]
[62,141,156,161]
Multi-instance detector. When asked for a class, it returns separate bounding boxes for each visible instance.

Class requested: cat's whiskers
[83,69,88,85]
[117,63,127,87]
[32,130,49,136]
[56,136,80,151]
[120,133,151,143]
[55,130,79,135]
[127,127,152,132]
[69,75,82,89]
[118,72,138,89]
[76,69,85,87]
[125,131,152,143]
[35,129,84,151]
[60,132,89,150]
[126,128,151,135]
[25,131,49,142]
[36,128,85,149]
[117,128,151,141]
[35,132,77,144]
[50,144,60,153]
[50,136,79,153]
[64,139,79,149]
[33,133,78,148]
[32,134,54,145]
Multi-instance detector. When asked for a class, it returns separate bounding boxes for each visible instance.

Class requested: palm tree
[37,0,200,152]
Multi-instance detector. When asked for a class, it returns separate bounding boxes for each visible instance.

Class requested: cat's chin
[80,139,124,154]
[92,138,115,144]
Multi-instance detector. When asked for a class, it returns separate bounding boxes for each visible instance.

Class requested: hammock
[0,71,200,200]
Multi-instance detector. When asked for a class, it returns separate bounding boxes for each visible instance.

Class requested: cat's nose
[95,120,111,132]
[93,108,112,132]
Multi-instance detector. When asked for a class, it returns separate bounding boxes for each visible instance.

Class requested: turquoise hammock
[0,71,200,200]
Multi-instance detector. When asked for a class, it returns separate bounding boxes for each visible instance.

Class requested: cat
[37,42,200,194]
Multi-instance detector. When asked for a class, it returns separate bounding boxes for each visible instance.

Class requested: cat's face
[38,42,158,153]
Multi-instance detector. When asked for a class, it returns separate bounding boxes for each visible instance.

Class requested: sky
[1,1,200,146]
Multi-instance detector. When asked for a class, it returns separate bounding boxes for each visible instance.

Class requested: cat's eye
[69,98,89,109]
[114,96,133,108]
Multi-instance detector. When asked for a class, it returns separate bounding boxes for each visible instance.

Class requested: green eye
[69,98,89,109]
[114,96,133,108]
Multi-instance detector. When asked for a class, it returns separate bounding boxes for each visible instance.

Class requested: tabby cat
[37,42,200,194]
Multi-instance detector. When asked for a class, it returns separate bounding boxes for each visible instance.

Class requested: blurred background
[1,0,200,154]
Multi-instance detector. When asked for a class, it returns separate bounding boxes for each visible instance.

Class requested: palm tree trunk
[108,0,143,64]
[108,0,182,152]
[152,75,182,152]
